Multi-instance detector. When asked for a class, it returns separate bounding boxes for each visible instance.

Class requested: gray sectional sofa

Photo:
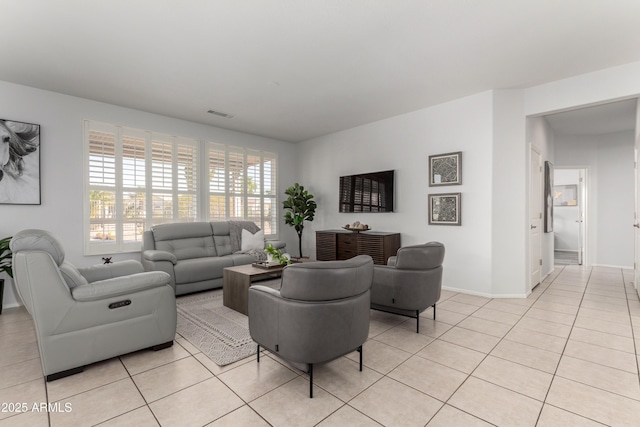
[141,221,285,295]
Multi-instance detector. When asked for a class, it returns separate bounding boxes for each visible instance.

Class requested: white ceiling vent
[207,109,234,119]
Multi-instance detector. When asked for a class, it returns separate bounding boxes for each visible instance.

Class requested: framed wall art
[553,184,577,207]
[544,161,553,232]
[0,119,41,205]
[429,151,462,186]
[428,192,461,226]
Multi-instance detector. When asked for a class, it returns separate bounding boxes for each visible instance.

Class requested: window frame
[83,120,278,255]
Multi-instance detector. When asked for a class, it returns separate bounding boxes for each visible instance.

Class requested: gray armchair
[371,242,445,333]
[248,255,373,398]
[10,229,177,381]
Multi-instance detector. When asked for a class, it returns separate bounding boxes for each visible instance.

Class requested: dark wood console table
[316,230,401,265]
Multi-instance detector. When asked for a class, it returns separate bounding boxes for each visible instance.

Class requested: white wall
[555,131,634,268]
[0,80,298,309]
[491,90,527,295]
[298,92,498,296]
[526,116,555,278]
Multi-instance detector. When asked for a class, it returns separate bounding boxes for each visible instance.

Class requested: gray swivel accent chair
[248,255,373,398]
[371,242,445,333]
[10,229,177,381]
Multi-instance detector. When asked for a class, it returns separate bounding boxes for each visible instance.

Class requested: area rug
[176,279,280,366]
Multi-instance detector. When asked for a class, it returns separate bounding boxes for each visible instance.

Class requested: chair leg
[357,345,363,371]
[433,303,436,320]
[309,364,314,398]
[257,344,260,363]
[152,340,174,351]
[46,366,83,382]
[416,310,420,333]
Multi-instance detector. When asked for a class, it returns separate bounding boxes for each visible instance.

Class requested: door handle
[531,225,537,229]
[634,224,640,228]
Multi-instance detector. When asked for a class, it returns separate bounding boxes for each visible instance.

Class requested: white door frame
[529,145,543,292]
[553,166,588,266]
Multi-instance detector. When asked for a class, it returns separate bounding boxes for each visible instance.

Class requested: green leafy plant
[0,236,12,278]
[264,244,291,265]
[283,183,317,258]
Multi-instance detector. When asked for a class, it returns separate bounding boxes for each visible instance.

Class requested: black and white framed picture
[0,119,41,205]
[429,151,462,186]
[428,193,461,225]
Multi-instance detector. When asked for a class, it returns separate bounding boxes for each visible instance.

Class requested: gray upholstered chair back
[371,242,445,332]
[280,255,373,301]
[11,229,66,266]
[248,255,374,397]
[393,242,445,270]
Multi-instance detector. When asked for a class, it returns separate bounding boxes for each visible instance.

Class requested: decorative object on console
[283,183,317,258]
[544,161,554,232]
[428,193,461,225]
[0,119,41,205]
[429,151,462,186]
[343,221,370,232]
[0,235,13,314]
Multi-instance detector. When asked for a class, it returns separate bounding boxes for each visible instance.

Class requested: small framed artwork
[553,184,577,206]
[0,119,41,205]
[428,193,461,226]
[544,161,553,232]
[429,151,462,186]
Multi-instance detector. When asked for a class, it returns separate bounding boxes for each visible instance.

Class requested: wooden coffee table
[223,264,284,315]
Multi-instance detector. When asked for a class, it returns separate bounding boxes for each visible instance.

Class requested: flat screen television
[339,170,394,213]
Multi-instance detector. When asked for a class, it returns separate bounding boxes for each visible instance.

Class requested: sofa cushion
[241,229,264,251]
[59,262,89,289]
[152,222,217,261]
[156,237,217,261]
[173,257,234,285]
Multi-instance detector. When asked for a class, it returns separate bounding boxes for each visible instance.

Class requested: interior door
[577,169,585,265]
[635,99,640,297]
[635,141,640,296]
[530,146,542,290]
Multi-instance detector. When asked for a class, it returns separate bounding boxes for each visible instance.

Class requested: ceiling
[545,99,637,136]
[2,1,640,143]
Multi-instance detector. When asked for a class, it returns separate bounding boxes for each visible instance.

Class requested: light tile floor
[1,265,640,426]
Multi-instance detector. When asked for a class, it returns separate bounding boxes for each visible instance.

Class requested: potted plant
[265,244,291,266]
[283,183,317,259]
[0,236,13,315]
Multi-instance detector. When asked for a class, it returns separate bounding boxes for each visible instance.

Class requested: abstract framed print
[429,151,461,186]
[0,119,41,205]
[428,193,461,225]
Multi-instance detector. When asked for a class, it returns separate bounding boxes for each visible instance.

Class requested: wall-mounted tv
[339,170,394,213]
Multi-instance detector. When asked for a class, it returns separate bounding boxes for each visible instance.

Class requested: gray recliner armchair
[248,255,373,398]
[371,242,445,333]
[10,229,177,381]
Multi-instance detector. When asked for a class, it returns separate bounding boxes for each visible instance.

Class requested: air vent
[207,109,234,119]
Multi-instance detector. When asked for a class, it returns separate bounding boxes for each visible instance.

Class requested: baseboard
[1,301,23,311]
[554,249,579,253]
[442,286,528,299]
[591,263,634,270]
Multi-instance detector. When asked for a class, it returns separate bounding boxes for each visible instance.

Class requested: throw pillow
[241,228,264,252]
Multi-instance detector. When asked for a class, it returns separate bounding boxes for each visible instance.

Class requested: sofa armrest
[387,256,397,266]
[248,285,282,351]
[78,260,144,283]
[142,250,177,264]
[72,271,171,302]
